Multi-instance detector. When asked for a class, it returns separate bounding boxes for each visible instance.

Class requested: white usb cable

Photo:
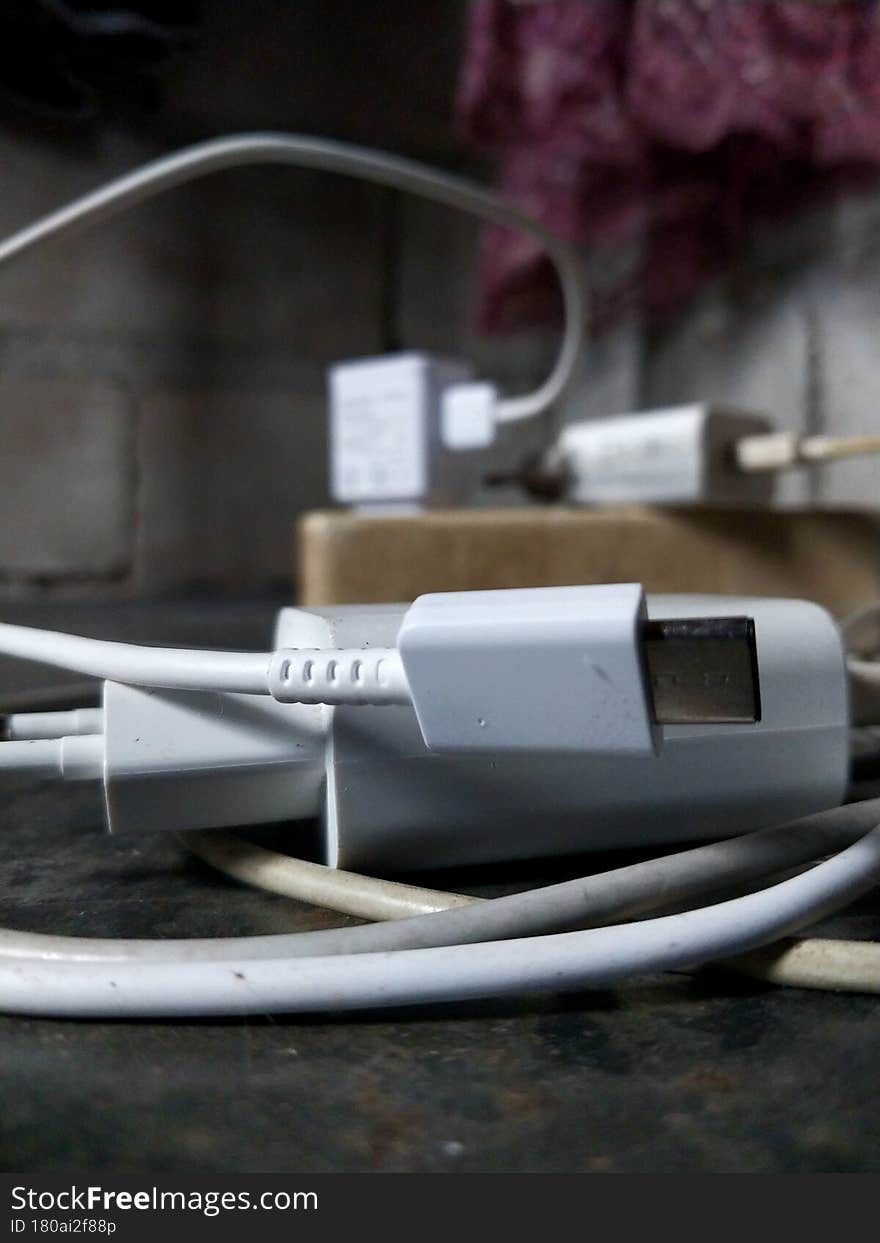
[0,619,407,703]
[0,583,874,1015]
[0,132,584,427]
[0,823,878,1017]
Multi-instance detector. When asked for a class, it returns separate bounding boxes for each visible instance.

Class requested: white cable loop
[0,132,585,423]
[1,825,878,1016]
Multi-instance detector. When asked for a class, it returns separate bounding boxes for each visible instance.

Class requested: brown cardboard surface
[298,505,880,615]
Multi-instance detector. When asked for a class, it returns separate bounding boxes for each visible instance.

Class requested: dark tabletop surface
[0,598,878,1174]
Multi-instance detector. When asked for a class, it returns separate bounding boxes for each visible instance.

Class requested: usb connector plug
[397,584,761,756]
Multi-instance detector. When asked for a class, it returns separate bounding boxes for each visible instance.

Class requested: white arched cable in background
[0,132,584,424]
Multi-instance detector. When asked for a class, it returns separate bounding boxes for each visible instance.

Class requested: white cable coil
[0,788,877,1009]
[1,825,878,1017]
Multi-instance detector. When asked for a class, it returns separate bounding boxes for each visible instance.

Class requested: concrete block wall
[631,194,880,513]
[2,0,880,597]
[0,0,473,597]
[0,131,386,595]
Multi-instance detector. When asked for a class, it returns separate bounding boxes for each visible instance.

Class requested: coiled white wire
[1,801,879,1015]
[2,827,878,1016]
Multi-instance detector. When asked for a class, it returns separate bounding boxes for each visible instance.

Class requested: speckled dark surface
[1,600,878,1173]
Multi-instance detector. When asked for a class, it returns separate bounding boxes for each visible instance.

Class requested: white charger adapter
[6,588,846,872]
[550,404,776,506]
[328,352,498,508]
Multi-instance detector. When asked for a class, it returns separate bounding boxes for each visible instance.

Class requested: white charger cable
[0,822,878,1016]
[0,582,873,1016]
[0,132,583,426]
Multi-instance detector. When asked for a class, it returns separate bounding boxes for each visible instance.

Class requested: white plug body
[92,595,848,872]
[103,684,327,836]
[554,405,775,506]
[328,352,497,508]
[397,583,658,755]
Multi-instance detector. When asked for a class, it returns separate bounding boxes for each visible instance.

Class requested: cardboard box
[298,505,880,617]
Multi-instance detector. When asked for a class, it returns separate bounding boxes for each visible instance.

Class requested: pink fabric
[458,0,880,332]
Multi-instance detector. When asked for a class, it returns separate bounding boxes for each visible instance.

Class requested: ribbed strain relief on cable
[267,648,410,706]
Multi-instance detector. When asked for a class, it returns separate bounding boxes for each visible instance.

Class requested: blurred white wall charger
[551,404,775,506]
[328,352,498,508]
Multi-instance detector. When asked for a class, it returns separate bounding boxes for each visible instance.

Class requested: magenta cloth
[458,0,880,332]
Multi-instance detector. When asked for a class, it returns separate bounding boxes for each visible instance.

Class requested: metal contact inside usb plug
[642,616,761,725]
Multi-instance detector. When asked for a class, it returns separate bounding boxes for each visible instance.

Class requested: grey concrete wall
[0,1,473,597]
[0,128,391,593]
